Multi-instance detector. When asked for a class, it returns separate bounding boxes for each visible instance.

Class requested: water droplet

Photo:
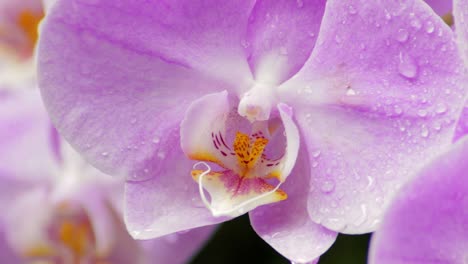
[410,18,422,30]
[152,137,160,144]
[417,109,428,117]
[435,103,447,114]
[321,180,335,193]
[334,34,342,43]
[396,28,409,42]
[101,152,109,157]
[398,52,418,78]
[425,20,435,33]
[348,5,357,14]
[421,125,429,137]
[157,151,166,159]
[312,149,321,158]
[130,118,137,124]
[311,161,318,168]
[346,87,356,96]
[394,105,403,115]
[240,39,250,48]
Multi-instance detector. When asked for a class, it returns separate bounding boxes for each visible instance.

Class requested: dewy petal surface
[245,0,325,84]
[369,137,468,264]
[250,147,337,263]
[124,126,225,239]
[37,0,255,179]
[279,0,467,233]
[454,0,468,65]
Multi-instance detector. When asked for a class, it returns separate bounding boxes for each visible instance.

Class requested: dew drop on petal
[396,28,409,43]
[417,109,428,117]
[321,180,335,193]
[348,5,357,14]
[421,125,429,138]
[435,103,447,114]
[101,151,109,157]
[398,53,418,78]
[425,20,435,34]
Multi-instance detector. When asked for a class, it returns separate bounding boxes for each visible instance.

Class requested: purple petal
[454,0,468,64]
[369,137,468,264]
[250,147,337,263]
[279,0,466,233]
[245,0,325,84]
[138,226,215,264]
[424,0,452,16]
[124,127,224,239]
[0,90,57,211]
[454,104,468,141]
[37,0,255,179]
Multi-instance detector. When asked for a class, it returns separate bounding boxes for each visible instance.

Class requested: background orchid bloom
[0,0,44,89]
[368,136,468,264]
[0,89,214,264]
[454,0,468,140]
[37,0,467,262]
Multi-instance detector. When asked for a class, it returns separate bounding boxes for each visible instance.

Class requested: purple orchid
[0,0,44,89]
[369,1,468,262]
[368,136,468,264]
[37,0,467,262]
[0,89,214,263]
[454,0,468,141]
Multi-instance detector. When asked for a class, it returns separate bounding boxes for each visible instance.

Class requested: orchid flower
[37,0,467,262]
[0,89,214,263]
[368,135,468,264]
[0,0,47,89]
[369,2,468,261]
[454,0,468,140]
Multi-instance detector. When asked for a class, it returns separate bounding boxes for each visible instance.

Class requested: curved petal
[245,0,325,84]
[279,0,466,233]
[250,147,337,263]
[454,0,468,64]
[369,137,468,264]
[454,104,468,141]
[37,0,255,179]
[424,0,452,16]
[139,225,216,264]
[0,228,21,264]
[124,128,224,239]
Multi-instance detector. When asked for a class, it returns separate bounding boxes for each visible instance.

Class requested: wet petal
[424,0,452,16]
[279,0,466,233]
[454,0,468,64]
[245,0,325,84]
[369,137,468,264]
[37,0,255,179]
[139,226,215,264]
[124,128,224,239]
[250,147,337,263]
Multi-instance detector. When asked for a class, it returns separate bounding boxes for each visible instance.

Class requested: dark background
[190,215,371,264]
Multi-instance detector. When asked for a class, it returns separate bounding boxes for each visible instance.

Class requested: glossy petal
[454,105,468,141]
[369,137,468,264]
[250,148,337,263]
[424,0,452,16]
[124,128,224,239]
[140,226,215,264]
[37,0,255,179]
[279,0,466,233]
[455,0,468,64]
[245,0,325,84]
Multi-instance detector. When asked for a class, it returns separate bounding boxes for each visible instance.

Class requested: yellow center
[233,132,269,175]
